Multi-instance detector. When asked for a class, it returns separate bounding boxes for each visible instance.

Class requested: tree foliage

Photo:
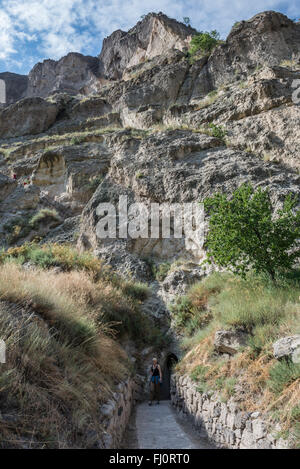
[203,184,300,280]
[189,30,220,57]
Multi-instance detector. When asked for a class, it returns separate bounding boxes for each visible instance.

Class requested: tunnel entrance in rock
[160,353,178,400]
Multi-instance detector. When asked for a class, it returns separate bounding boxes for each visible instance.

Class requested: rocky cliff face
[10,12,195,100]
[26,53,103,98]
[0,10,299,277]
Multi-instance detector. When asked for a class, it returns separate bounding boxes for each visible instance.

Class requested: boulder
[252,418,267,440]
[100,400,116,419]
[214,329,248,355]
[273,335,300,363]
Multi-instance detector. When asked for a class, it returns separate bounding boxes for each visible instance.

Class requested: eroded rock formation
[0,10,299,271]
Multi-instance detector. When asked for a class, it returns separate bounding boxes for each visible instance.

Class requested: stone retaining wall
[100,375,145,448]
[171,373,289,449]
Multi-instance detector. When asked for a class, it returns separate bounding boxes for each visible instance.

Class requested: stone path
[130,401,213,449]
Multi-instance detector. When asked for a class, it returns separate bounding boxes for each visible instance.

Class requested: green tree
[203,184,300,280]
[183,17,191,26]
[189,30,220,57]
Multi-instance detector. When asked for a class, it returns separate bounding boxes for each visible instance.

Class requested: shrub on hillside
[122,281,150,301]
[203,184,300,280]
[3,216,32,244]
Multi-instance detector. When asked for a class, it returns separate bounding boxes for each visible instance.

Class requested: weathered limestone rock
[100,400,116,418]
[240,428,256,449]
[68,97,112,120]
[0,184,40,212]
[0,173,17,202]
[273,335,300,363]
[252,418,267,440]
[214,329,248,355]
[162,266,207,299]
[31,142,112,213]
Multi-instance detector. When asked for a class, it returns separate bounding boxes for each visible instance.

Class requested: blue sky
[0,0,299,75]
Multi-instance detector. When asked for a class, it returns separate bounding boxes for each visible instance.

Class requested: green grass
[82,176,103,192]
[171,272,225,335]
[70,136,86,145]
[190,364,210,393]
[212,274,300,331]
[174,271,300,337]
[291,405,300,422]
[191,364,209,381]
[176,270,300,442]
[142,258,172,282]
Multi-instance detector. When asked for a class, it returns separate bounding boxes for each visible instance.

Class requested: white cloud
[0,0,298,72]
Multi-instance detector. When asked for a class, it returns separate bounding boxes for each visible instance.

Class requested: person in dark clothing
[149,358,162,405]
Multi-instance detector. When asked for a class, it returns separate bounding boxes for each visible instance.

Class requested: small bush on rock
[189,30,220,58]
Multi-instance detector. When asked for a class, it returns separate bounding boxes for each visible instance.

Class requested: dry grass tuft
[0,259,152,448]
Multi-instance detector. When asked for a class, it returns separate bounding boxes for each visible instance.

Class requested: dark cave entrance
[160,353,178,400]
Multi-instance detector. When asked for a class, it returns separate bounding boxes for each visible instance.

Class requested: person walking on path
[148,358,162,406]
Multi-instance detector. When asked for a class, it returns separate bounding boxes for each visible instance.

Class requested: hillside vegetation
[0,244,160,448]
[174,272,300,447]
